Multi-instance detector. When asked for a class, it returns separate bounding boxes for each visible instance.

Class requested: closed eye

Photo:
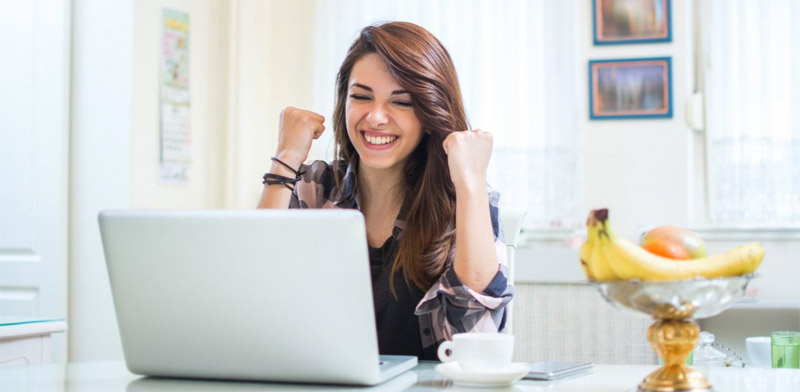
[349,94,370,101]
[394,100,413,107]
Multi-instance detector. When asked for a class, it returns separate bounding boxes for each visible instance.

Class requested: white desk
[1,361,798,392]
[0,318,67,367]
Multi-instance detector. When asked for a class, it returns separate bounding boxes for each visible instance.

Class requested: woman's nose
[366,103,388,127]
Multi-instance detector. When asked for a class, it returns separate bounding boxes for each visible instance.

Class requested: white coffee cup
[746,336,771,368]
[437,333,514,372]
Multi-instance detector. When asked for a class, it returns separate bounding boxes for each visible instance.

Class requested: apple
[640,226,707,259]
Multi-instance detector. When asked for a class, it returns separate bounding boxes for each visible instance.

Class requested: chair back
[499,210,526,334]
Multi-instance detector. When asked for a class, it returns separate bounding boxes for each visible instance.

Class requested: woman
[257,22,512,360]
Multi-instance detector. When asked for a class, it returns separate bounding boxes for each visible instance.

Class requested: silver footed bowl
[594,274,756,319]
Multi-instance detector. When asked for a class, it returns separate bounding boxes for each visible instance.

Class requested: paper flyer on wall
[159,8,191,184]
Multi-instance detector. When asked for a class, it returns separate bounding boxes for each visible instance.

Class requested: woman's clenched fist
[274,106,325,167]
[442,129,493,191]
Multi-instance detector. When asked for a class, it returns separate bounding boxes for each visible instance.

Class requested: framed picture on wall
[589,57,672,119]
[593,0,671,45]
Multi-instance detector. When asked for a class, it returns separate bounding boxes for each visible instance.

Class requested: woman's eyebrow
[350,83,409,96]
[350,83,372,91]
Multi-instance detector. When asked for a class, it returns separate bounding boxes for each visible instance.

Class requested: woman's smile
[361,130,399,150]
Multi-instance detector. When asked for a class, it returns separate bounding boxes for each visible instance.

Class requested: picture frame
[593,0,671,45]
[589,57,672,120]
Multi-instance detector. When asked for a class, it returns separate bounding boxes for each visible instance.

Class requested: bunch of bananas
[580,209,764,281]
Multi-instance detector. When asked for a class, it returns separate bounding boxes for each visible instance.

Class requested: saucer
[435,362,531,387]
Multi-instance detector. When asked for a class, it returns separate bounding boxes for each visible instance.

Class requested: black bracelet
[262,173,297,191]
[262,157,306,191]
[271,157,306,182]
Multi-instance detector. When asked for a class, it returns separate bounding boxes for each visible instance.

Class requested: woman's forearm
[256,157,301,209]
[452,180,499,292]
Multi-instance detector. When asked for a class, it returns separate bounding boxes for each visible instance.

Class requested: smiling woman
[256,22,512,360]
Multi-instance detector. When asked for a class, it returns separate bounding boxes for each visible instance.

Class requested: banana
[602,236,764,281]
[579,239,595,279]
[581,209,764,281]
[581,210,618,281]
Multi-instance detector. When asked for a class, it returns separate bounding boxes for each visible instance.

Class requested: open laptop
[98,209,417,386]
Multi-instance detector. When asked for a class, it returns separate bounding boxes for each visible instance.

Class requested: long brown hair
[332,22,469,293]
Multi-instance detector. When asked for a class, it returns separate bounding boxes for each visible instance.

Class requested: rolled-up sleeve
[415,188,514,344]
[290,160,336,209]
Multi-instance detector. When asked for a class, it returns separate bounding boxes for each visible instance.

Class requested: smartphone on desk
[523,361,593,380]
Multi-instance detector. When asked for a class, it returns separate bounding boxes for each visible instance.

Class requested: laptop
[98,209,417,386]
[126,367,418,392]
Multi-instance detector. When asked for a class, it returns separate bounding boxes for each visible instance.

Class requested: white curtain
[310,0,581,229]
[700,0,800,226]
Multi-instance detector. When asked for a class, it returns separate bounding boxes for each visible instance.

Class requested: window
[699,0,800,226]
[310,0,582,229]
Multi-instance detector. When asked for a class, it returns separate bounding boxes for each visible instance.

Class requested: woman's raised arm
[257,106,325,209]
[442,129,499,292]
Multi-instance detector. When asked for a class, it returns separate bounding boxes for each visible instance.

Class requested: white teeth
[364,134,397,145]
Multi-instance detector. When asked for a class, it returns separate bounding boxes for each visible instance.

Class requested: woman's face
[345,53,424,172]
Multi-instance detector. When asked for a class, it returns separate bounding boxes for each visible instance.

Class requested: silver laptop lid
[99,209,384,385]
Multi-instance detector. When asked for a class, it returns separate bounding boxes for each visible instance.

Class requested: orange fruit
[640,225,707,259]
[641,238,691,260]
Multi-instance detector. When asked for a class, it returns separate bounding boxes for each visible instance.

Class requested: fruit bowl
[596,274,756,320]
[592,274,756,392]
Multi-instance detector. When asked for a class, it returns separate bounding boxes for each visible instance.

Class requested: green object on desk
[771,331,800,368]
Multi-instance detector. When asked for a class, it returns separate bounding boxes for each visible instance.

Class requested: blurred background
[1,0,798,366]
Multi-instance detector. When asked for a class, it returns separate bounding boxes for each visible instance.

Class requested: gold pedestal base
[638,319,712,392]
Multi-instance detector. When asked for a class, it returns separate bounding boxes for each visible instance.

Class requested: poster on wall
[589,57,672,119]
[593,0,671,45]
[159,8,191,185]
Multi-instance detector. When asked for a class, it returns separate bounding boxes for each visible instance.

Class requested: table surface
[1,360,798,392]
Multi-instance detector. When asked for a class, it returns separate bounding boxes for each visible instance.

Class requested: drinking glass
[771,331,800,368]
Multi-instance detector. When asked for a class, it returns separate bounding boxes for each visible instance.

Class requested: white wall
[517,0,694,277]
[69,0,229,361]
[227,0,315,209]
[581,0,693,240]
[131,0,229,209]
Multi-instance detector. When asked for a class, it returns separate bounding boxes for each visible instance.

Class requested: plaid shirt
[289,158,514,353]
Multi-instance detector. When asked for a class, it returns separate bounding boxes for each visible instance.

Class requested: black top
[369,238,435,360]
[288,159,511,358]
